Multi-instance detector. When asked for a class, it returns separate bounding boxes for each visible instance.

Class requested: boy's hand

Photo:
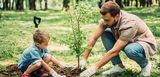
[79,59,86,70]
[80,66,97,77]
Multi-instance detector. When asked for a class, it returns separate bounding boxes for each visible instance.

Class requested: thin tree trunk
[3,0,9,10]
[39,0,42,9]
[29,0,36,10]
[135,0,138,7]
[76,0,79,7]
[115,0,124,8]
[8,0,11,10]
[0,0,2,9]
[16,0,24,10]
[159,0,160,7]
[44,0,47,10]
[146,0,152,7]
[11,0,14,10]
[140,0,145,7]
[123,0,129,6]
[63,0,70,11]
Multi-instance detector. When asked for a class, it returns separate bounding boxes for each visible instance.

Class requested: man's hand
[79,59,86,70]
[80,66,97,77]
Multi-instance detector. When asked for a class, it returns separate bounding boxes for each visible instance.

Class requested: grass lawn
[0,6,160,77]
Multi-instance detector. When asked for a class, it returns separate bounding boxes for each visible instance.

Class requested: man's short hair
[100,1,120,17]
[33,29,50,44]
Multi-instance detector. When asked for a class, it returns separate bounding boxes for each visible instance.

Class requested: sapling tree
[66,6,87,69]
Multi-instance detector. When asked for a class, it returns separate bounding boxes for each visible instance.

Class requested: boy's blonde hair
[33,29,50,44]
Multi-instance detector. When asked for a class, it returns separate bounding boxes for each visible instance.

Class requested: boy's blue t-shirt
[18,44,48,69]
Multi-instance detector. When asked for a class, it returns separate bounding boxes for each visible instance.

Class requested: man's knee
[124,45,137,59]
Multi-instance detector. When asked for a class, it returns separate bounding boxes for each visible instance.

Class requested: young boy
[18,29,69,77]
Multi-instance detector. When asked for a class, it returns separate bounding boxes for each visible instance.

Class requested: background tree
[123,0,130,6]
[63,0,70,11]
[39,0,42,9]
[0,0,2,9]
[11,0,15,10]
[159,0,160,7]
[29,0,36,10]
[115,0,124,8]
[3,0,10,10]
[44,0,47,10]
[135,0,139,7]
[140,0,145,7]
[146,0,152,7]
[16,0,24,10]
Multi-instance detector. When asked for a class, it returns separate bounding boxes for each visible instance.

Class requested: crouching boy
[18,29,70,77]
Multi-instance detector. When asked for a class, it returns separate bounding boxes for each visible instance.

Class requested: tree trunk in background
[63,0,70,11]
[124,0,130,6]
[146,0,152,7]
[0,0,2,9]
[159,0,160,7]
[16,0,24,10]
[135,0,138,7]
[98,0,110,8]
[11,0,15,10]
[44,0,47,10]
[8,0,11,9]
[98,0,103,8]
[76,0,79,7]
[140,0,145,7]
[29,0,36,10]
[130,0,133,6]
[39,0,42,9]
[3,0,9,10]
[115,0,124,8]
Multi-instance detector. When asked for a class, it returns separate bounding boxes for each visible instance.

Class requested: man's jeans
[101,29,148,68]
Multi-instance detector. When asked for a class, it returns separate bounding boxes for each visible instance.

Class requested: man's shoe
[140,62,151,77]
[102,65,125,76]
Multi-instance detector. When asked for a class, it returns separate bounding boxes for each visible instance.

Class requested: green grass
[0,5,160,77]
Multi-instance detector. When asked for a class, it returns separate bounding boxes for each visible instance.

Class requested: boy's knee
[45,54,52,61]
[32,60,42,68]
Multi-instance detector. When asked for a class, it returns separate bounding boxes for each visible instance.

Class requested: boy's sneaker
[102,65,125,76]
[21,74,31,77]
[140,62,151,77]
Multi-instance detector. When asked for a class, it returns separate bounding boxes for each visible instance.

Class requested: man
[79,1,157,77]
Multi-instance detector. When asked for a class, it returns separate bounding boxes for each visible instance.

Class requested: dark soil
[0,64,85,77]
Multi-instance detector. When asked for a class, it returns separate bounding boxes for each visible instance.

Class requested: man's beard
[111,19,118,27]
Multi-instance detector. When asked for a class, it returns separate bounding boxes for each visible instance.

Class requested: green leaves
[66,7,86,58]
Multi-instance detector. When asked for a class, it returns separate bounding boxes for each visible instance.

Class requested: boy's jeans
[101,29,148,68]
